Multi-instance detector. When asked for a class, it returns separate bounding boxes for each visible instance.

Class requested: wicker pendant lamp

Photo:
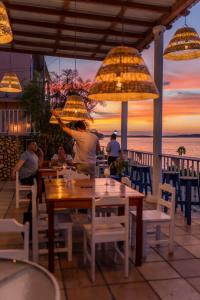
[60,95,91,122]
[49,108,63,124]
[0,2,13,44]
[89,46,159,101]
[164,26,200,60]
[0,72,22,93]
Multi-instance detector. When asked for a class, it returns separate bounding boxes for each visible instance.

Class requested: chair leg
[169,223,174,254]
[124,240,129,278]
[16,187,19,208]
[83,231,87,265]
[143,222,148,258]
[156,225,161,241]
[67,225,72,262]
[131,215,136,248]
[91,242,95,282]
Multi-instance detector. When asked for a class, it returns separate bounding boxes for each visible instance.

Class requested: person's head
[58,146,66,156]
[27,140,37,152]
[74,121,86,131]
[111,133,117,140]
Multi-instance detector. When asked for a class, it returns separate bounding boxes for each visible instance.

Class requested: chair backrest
[157,183,176,218]
[0,219,29,260]
[121,177,132,188]
[92,197,129,235]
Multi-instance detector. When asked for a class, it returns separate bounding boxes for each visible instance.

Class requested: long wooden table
[45,178,144,272]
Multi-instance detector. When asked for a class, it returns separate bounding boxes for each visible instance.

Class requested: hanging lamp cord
[74,0,77,89]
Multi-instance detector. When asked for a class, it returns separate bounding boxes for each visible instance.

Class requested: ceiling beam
[78,0,170,12]
[11,18,144,39]
[13,40,110,54]
[0,47,104,61]
[136,0,199,50]
[13,30,136,47]
[5,2,154,27]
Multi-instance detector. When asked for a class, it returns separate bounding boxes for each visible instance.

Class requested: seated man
[12,140,43,185]
[51,146,73,166]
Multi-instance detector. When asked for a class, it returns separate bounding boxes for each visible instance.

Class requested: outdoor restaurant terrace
[1,0,200,299]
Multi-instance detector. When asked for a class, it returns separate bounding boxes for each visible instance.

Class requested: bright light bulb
[116,76,122,90]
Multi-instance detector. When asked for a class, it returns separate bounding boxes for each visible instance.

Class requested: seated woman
[51,146,73,166]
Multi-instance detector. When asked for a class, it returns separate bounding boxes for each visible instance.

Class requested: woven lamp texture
[50,108,63,124]
[0,72,22,93]
[164,26,200,60]
[0,1,13,44]
[61,95,91,121]
[89,46,159,101]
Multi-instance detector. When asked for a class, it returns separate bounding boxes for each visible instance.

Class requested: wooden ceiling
[0,0,199,61]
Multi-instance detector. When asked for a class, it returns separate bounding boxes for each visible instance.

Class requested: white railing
[127,149,200,177]
[0,109,31,135]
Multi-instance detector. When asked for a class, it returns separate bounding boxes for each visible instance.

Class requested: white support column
[152,25,165,201]
[121,101,128,151]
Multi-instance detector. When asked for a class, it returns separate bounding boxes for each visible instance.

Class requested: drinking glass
[104,168,110,186]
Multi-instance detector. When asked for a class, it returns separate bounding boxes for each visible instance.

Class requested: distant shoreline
[103,134,200,138]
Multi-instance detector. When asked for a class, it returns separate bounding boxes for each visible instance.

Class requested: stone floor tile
[149,278,200,300]
[170,259,200,277]
[67,286,112,300]
[110,282,159,300]
[187,277,200,293]
[156,245,194,261]
[60,289,67,300]
[138,262,180,280]
[184,245,200,258]
[174,235,200,246]
[100,263,143,284]
[62,267,105,288]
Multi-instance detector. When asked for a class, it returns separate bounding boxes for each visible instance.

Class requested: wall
[0,136,24,180]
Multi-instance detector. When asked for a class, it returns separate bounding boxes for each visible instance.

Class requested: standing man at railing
[106,133,121,166]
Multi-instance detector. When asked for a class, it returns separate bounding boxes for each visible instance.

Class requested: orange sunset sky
[46,2,200,135]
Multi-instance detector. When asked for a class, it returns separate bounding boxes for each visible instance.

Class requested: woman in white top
[51,146,73,166]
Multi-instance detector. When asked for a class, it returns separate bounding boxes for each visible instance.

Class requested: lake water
[100,137,200,158]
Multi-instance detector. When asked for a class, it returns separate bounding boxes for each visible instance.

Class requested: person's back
[19,150,38,180]
[106,134,120,165]
[107,140,120,157]
[73,131,98,164]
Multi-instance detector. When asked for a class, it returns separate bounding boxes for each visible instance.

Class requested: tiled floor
[1,181,200,300]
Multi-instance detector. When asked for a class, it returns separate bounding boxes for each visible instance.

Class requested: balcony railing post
[152,25,165,202]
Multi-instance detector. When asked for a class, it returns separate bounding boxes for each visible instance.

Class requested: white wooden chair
[130,183,176,257]
[83,197,129,282]
[31,180,72,263]
[57,168,90,180]
[15,171,33,208]
[0,219,29,260]
[121,176,132,187]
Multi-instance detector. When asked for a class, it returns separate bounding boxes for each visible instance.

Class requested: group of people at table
[11,110,123,189]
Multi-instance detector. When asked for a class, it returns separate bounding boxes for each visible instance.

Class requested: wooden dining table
[45,177,144,272]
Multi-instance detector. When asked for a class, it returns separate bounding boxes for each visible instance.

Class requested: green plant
[177,146,186,156]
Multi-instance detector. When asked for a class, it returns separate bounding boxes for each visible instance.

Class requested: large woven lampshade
[60,95,91,121]
[164,26,200,60]
[89,46,159,101]
[0,72,22,93]
[0,2,13,44]
[49,108,63,124]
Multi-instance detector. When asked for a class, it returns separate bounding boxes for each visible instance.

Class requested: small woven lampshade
[60,95,91,121]
[89,46,159,101]
[49,108,62,125]
[0,72,22,93]
[164,26,200,60]
[0,2,13,44]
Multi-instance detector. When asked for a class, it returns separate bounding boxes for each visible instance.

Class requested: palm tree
[177,146,186,156]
